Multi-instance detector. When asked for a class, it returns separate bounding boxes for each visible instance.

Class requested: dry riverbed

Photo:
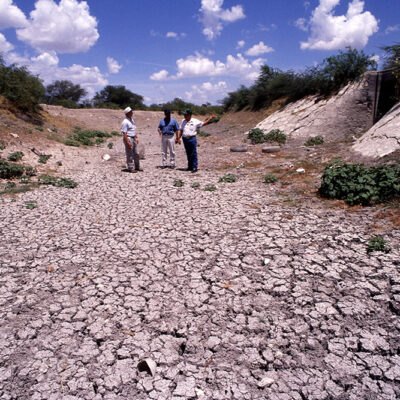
[0,107,399,399]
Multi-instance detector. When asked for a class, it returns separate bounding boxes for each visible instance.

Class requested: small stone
[258,377,275,388]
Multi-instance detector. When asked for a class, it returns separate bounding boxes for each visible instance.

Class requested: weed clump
[0,140,6,150]
[38,155,51,164]
[65,127,112,147]
[25,201,37,210]
[248,128,286,144]
[38,174,78,188]
[305,136,324,146]
[219,173,237,183]
[318,159,400,205]
[204,185,217,192]
[198,131,211,137]
[107,142,114,149]
[367,237,391,254]
[264,174,278,183]
[173,179,184,187]
[191,182,200,188]
[7,151,24,162]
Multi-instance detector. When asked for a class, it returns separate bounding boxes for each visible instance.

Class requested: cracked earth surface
[1,109,400,399]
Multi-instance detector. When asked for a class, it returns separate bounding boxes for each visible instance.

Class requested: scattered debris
[137,358,157,376]
[102,154,111,161]
[9,133,19,138]
[296,168,305,173]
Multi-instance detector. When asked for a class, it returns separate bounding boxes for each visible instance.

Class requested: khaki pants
[161,135,175,167]
[124,136,140,171]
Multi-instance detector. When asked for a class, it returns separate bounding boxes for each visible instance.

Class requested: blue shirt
[158,117,179,135]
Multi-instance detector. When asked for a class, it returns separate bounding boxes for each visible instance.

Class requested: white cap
[124,107,132,114]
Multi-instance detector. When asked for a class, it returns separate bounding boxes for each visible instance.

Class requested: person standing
[177,108,215,173]
[121,106,143,173]
[157,109,180,168]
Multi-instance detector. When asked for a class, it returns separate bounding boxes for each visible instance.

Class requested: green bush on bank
[318,159,400,205]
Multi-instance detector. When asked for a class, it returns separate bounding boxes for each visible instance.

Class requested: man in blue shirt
[157,109,180,168]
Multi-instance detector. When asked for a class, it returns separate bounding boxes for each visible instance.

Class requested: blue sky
[0,0,399,105]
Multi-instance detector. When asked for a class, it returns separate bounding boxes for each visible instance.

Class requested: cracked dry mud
[1,113,400,400]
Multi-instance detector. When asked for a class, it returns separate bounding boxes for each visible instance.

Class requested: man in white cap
[121,106,142,172]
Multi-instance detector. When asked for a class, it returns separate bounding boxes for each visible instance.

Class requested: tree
[320,47,378,93]
[381,43,400,99]
[93,85,145,109]
[45,80,87,103]
[0,55,45,114]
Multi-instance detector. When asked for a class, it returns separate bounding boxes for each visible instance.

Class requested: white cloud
[0,0,27,29]
[237,40,245,49]
[16,0,99,54]
[245,41,274,57]
[200,0,245,40]
[300,0,379,50]
[385,25,399,35]
[107,57,122,74]
[166,31,186,40]
[295,17,308,32]
[150,69,170,81]
[0,32,14,53]
[151,53,265,82]
[185,81,228,103]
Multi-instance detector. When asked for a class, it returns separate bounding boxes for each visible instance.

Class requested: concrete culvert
[230,146,248,152]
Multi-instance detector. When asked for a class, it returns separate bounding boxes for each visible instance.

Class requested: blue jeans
[183,136,197,170]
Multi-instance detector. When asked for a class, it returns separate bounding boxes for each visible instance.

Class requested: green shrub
[111,131,120,136]
[264,129,286,144]
[7,151,24,162]
[95,137,105,145]
[173,179,184,187]
[248,128,265,144]
[219,173,237,183]
[38,155,51,164]
[264,174,278,183]
[107,142,114,149]
[318,159,400,205]
[35,126,44,132]
[0,140,6,150]
[0,160,24,179]
[198,131,211,137]
[367,237,391,254]
[305,136,324,146]
[191,182,200,188]
[204,184,217,192]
